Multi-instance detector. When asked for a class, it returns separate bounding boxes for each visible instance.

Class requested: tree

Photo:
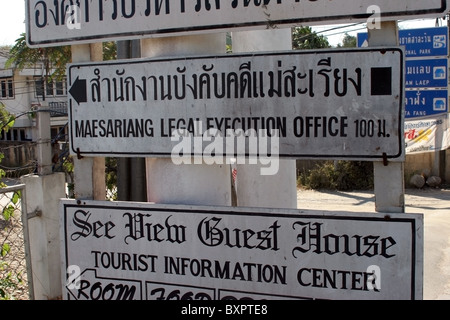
[6,33,117,82]
[338,33,357,48]
[5,35,118,197]
[292,26,331,50]
[0,102,15,187]
[5,33,71,83]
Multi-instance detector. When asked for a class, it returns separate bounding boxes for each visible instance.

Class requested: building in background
[0,47,68,175]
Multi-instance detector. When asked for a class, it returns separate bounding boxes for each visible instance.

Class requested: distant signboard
[67,48,405,161]
[359,26,449,119]
[405,113,450,154]
[60,200,424,300]
[405,89,448,118]
[27,0,450,47]
[358,26,448,58]
[406,58,448,89]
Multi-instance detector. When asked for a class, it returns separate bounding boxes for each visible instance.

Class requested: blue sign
[405,89,448,118]
[358,26,448,58]
[406,58,448,88]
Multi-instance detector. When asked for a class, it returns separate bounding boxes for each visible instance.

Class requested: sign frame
[26,0,450,47]
[67,47,405,161]
[60,199,424,300]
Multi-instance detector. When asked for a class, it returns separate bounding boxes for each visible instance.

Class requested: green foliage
[2,191,21,220]
[337,33,357,48]
[103,41,117,61]
[1,244,10,257]
[226,33,232,53]
[2,205,14,221]
[6,34,116,82]
[11,191,20,205]
[0,262,23,300]
[0,102,13,187]
[6,33,71,82]
[106,158,117,201]
[292,26,331,50]
[298,161,374,191]
[0,103,14,133]
[0,190,23,299]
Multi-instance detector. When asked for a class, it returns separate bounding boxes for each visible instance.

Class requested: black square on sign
[371,67,392,96]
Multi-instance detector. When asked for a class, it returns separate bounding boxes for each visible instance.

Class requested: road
[296,187,450,300]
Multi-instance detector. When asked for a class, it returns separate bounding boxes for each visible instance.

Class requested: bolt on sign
[60,200,423,300]
[26,0,449,47]
[67,48,405,161]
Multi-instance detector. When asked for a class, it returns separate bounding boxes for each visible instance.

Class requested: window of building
[0,77,14,99]
[1,128,30,142]
[35,77,67,98]
[51,125,68,142]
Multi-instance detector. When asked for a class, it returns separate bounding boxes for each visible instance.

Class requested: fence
[0,184,32,300]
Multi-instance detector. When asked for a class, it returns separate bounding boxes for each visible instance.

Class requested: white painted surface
[60,200,424,300]
[143,33,231,207]
[26,0,449,47]
[368,21,406,213]
[21,173,66,300]
[68,48,405,161]
[232,28,297,209]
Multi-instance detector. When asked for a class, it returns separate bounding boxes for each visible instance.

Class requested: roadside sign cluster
[358,26,449,118]
[23,0,433,300]
[26,0,449,47]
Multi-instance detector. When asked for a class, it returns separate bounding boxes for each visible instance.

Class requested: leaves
[2,205,15,221]
[11,191,21,205]
[0,262,22,300]
[6,33,72,82]
[1,243,10,257]
[292,26,331,50]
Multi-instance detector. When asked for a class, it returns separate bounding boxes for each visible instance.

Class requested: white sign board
[67,48,405,161]
[60,200,423,300]
[26,0,449,47]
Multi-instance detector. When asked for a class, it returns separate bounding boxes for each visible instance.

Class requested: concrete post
[21,173,66,300]
[21,85,66,299]
[36,104,52,176]
[231,29,297,209]
[90,44,106,201]
[368,21,406,213]
[143,34,231,206]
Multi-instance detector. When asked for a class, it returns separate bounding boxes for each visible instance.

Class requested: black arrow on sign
[69,76,87,104]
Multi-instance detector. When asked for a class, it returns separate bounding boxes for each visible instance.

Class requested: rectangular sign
[405,89,448,118]
[405,113,450,154]
[27,0,449,47]
[60,200,423,300]
[406,58,448,89]
[67,48,405,161]
[358,26,449,58]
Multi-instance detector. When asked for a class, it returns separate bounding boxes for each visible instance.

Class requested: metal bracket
[382,152,388,166]
[76,148,83,160]
[27,209,42,219]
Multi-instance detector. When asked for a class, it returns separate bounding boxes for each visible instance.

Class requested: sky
[313,18,446,47]
[0,0,26,46]
[0,1,444,47]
